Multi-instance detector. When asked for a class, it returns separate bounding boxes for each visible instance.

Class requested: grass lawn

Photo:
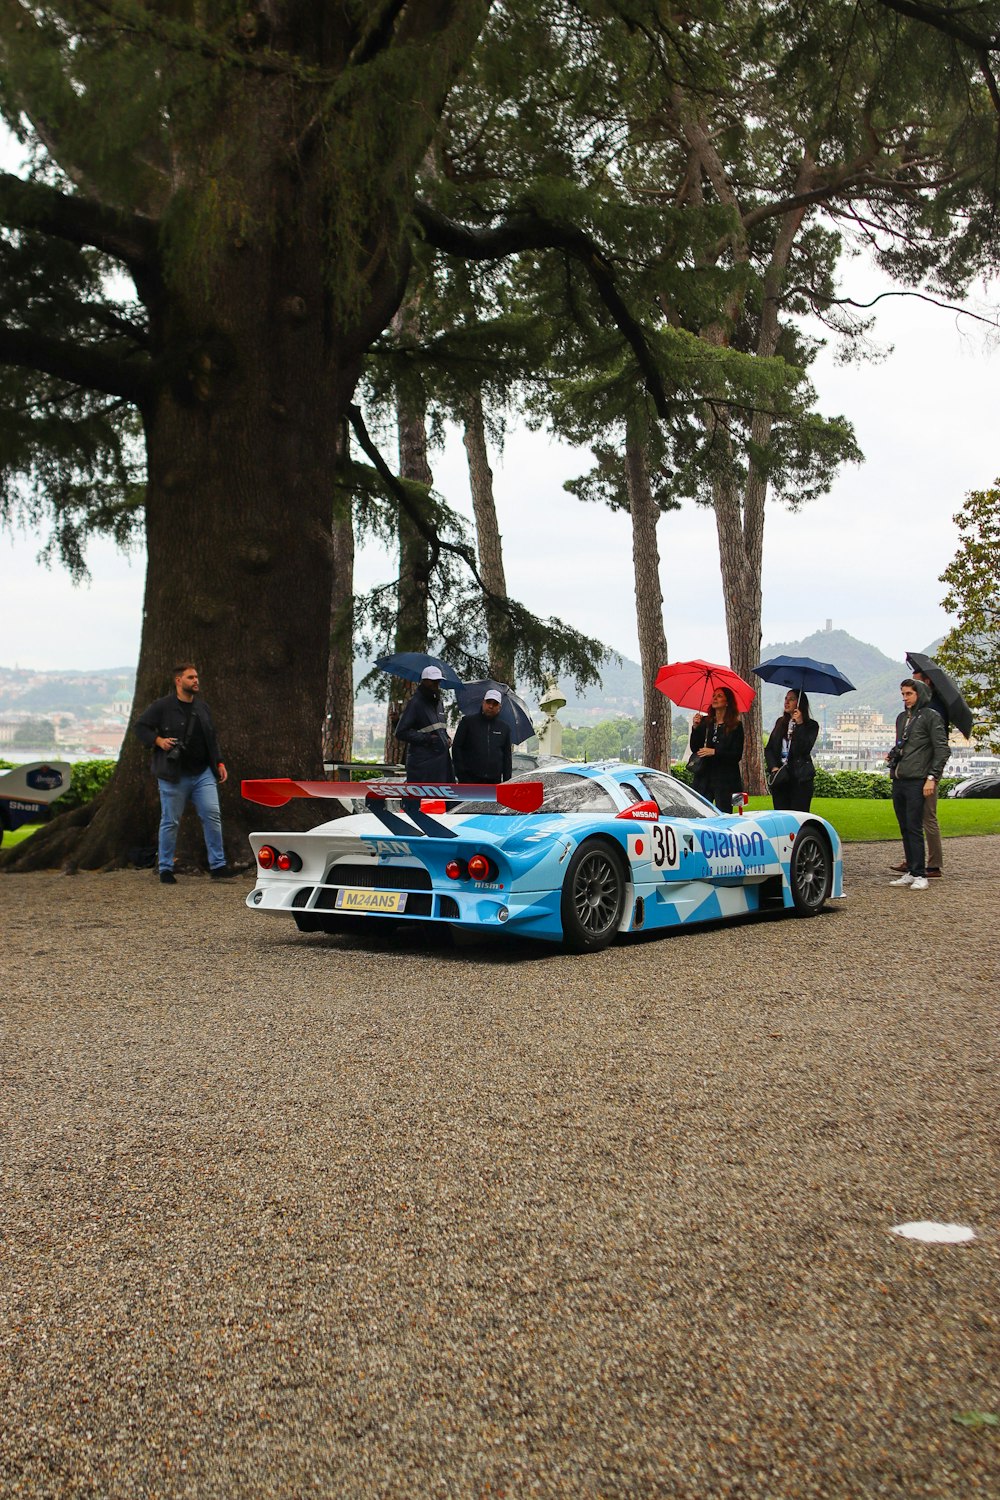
[4,802,999,854]
[2,823,43,848]
[745,796,1000,841]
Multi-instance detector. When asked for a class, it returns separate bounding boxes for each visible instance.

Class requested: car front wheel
[560,841,626,953]
[789,828,831,916]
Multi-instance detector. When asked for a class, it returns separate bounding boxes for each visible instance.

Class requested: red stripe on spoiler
[241,779,544,813]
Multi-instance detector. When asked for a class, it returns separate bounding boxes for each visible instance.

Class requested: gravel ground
[1,836,997,1499]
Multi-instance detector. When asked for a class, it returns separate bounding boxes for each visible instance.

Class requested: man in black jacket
[897,661,951,878]
[394,666,453,781]
[452,688,512,785]
[888,678,949,892]
[134,663,234,883]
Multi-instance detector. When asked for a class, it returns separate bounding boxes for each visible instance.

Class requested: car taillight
[467,853,495,882]
[445,859,466,880]
[257,845,276,869]
[276,851,302,872]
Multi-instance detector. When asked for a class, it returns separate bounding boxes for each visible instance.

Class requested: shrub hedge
[671,763,958,799]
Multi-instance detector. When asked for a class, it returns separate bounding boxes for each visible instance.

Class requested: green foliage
[561,717,642,762]
[59,759,117,810]
[938,481,1000,751]
[0,229,146,575]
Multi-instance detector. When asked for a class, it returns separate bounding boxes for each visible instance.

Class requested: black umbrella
[905,652,973,739]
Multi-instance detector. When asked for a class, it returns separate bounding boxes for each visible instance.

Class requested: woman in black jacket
[764,689,819,812]
[689,687,745,812]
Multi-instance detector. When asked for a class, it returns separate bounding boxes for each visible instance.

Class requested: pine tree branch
[0,0,161,200]
[740,168,956,233]
[0,321,153,405]
[876,0,1000,113]
[783,281,1000,327]
[0,173,157,275]
[412,199,675,420]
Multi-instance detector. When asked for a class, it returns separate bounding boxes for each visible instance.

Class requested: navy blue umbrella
[375,651,463,688]
[455,680,535,744]
[752,655,855,697]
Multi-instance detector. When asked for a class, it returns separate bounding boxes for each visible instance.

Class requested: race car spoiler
[242,778,544,812]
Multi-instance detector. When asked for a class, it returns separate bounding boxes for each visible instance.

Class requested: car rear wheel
[789,828,831,916]
[560,840,626,953]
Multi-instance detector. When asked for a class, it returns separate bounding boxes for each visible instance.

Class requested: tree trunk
[3,223,365,870]
[463,391,515,686]
[712,470,766,793]
[384,310,433,764]
[625,417,671,769]
[324,484,355,767]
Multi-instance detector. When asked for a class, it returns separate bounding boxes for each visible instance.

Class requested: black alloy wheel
[789,828,831,916]
[560,841,626,952]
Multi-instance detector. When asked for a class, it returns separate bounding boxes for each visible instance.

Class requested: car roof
[554,761,664,781]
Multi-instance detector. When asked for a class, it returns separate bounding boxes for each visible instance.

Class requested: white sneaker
[910,877,929,891]
[890,873,915,887]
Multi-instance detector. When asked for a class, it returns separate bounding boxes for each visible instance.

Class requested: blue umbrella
[455,680,535,744]
[752,655,855,697]
[375,651,464,687]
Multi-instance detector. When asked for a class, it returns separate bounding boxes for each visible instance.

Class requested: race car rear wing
[242,778,544,811]
[242,778,544,840]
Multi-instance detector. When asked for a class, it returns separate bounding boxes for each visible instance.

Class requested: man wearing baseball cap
[394,665,454,780]
[452,687,512,786]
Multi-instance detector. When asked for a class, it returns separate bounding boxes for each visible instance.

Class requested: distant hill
[0,665,135,716]
[3,626,941,731]
[511,629,938,727]
[754,628,943,728]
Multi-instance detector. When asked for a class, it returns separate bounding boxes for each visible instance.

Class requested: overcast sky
[2,135,997,683]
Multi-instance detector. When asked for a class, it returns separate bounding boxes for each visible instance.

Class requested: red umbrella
[655,659,755,714]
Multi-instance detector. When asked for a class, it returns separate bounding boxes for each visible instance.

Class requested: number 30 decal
[651,824,678,869]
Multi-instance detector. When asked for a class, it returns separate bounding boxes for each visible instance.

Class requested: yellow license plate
[334,888,407,914]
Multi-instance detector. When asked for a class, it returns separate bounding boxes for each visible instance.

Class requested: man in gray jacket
[888,678,949,891]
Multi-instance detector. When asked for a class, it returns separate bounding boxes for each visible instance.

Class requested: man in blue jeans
[134,663,235,884]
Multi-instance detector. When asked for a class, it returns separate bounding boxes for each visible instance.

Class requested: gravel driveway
[1,836,997,1499]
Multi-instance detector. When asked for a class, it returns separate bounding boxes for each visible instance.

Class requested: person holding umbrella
[689,687,746,812]
[892,652,967,880]
[452,687,512,786]
[888,678,949,892]
[764,689,819,812]
[394,665,454,781]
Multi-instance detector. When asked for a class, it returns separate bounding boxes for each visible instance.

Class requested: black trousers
[772,780,814,813]
[892,777,926,876]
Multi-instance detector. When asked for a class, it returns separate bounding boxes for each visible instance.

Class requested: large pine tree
[0,0,490,867]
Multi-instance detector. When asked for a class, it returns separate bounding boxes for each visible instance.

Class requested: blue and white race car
[242,764,844,953]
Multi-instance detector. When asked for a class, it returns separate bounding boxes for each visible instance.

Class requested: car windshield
[456,769,618,816]
[637,773,716,819]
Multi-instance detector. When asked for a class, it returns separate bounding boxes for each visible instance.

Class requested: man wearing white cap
[452,687,512,785]
[394,665,454,780]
